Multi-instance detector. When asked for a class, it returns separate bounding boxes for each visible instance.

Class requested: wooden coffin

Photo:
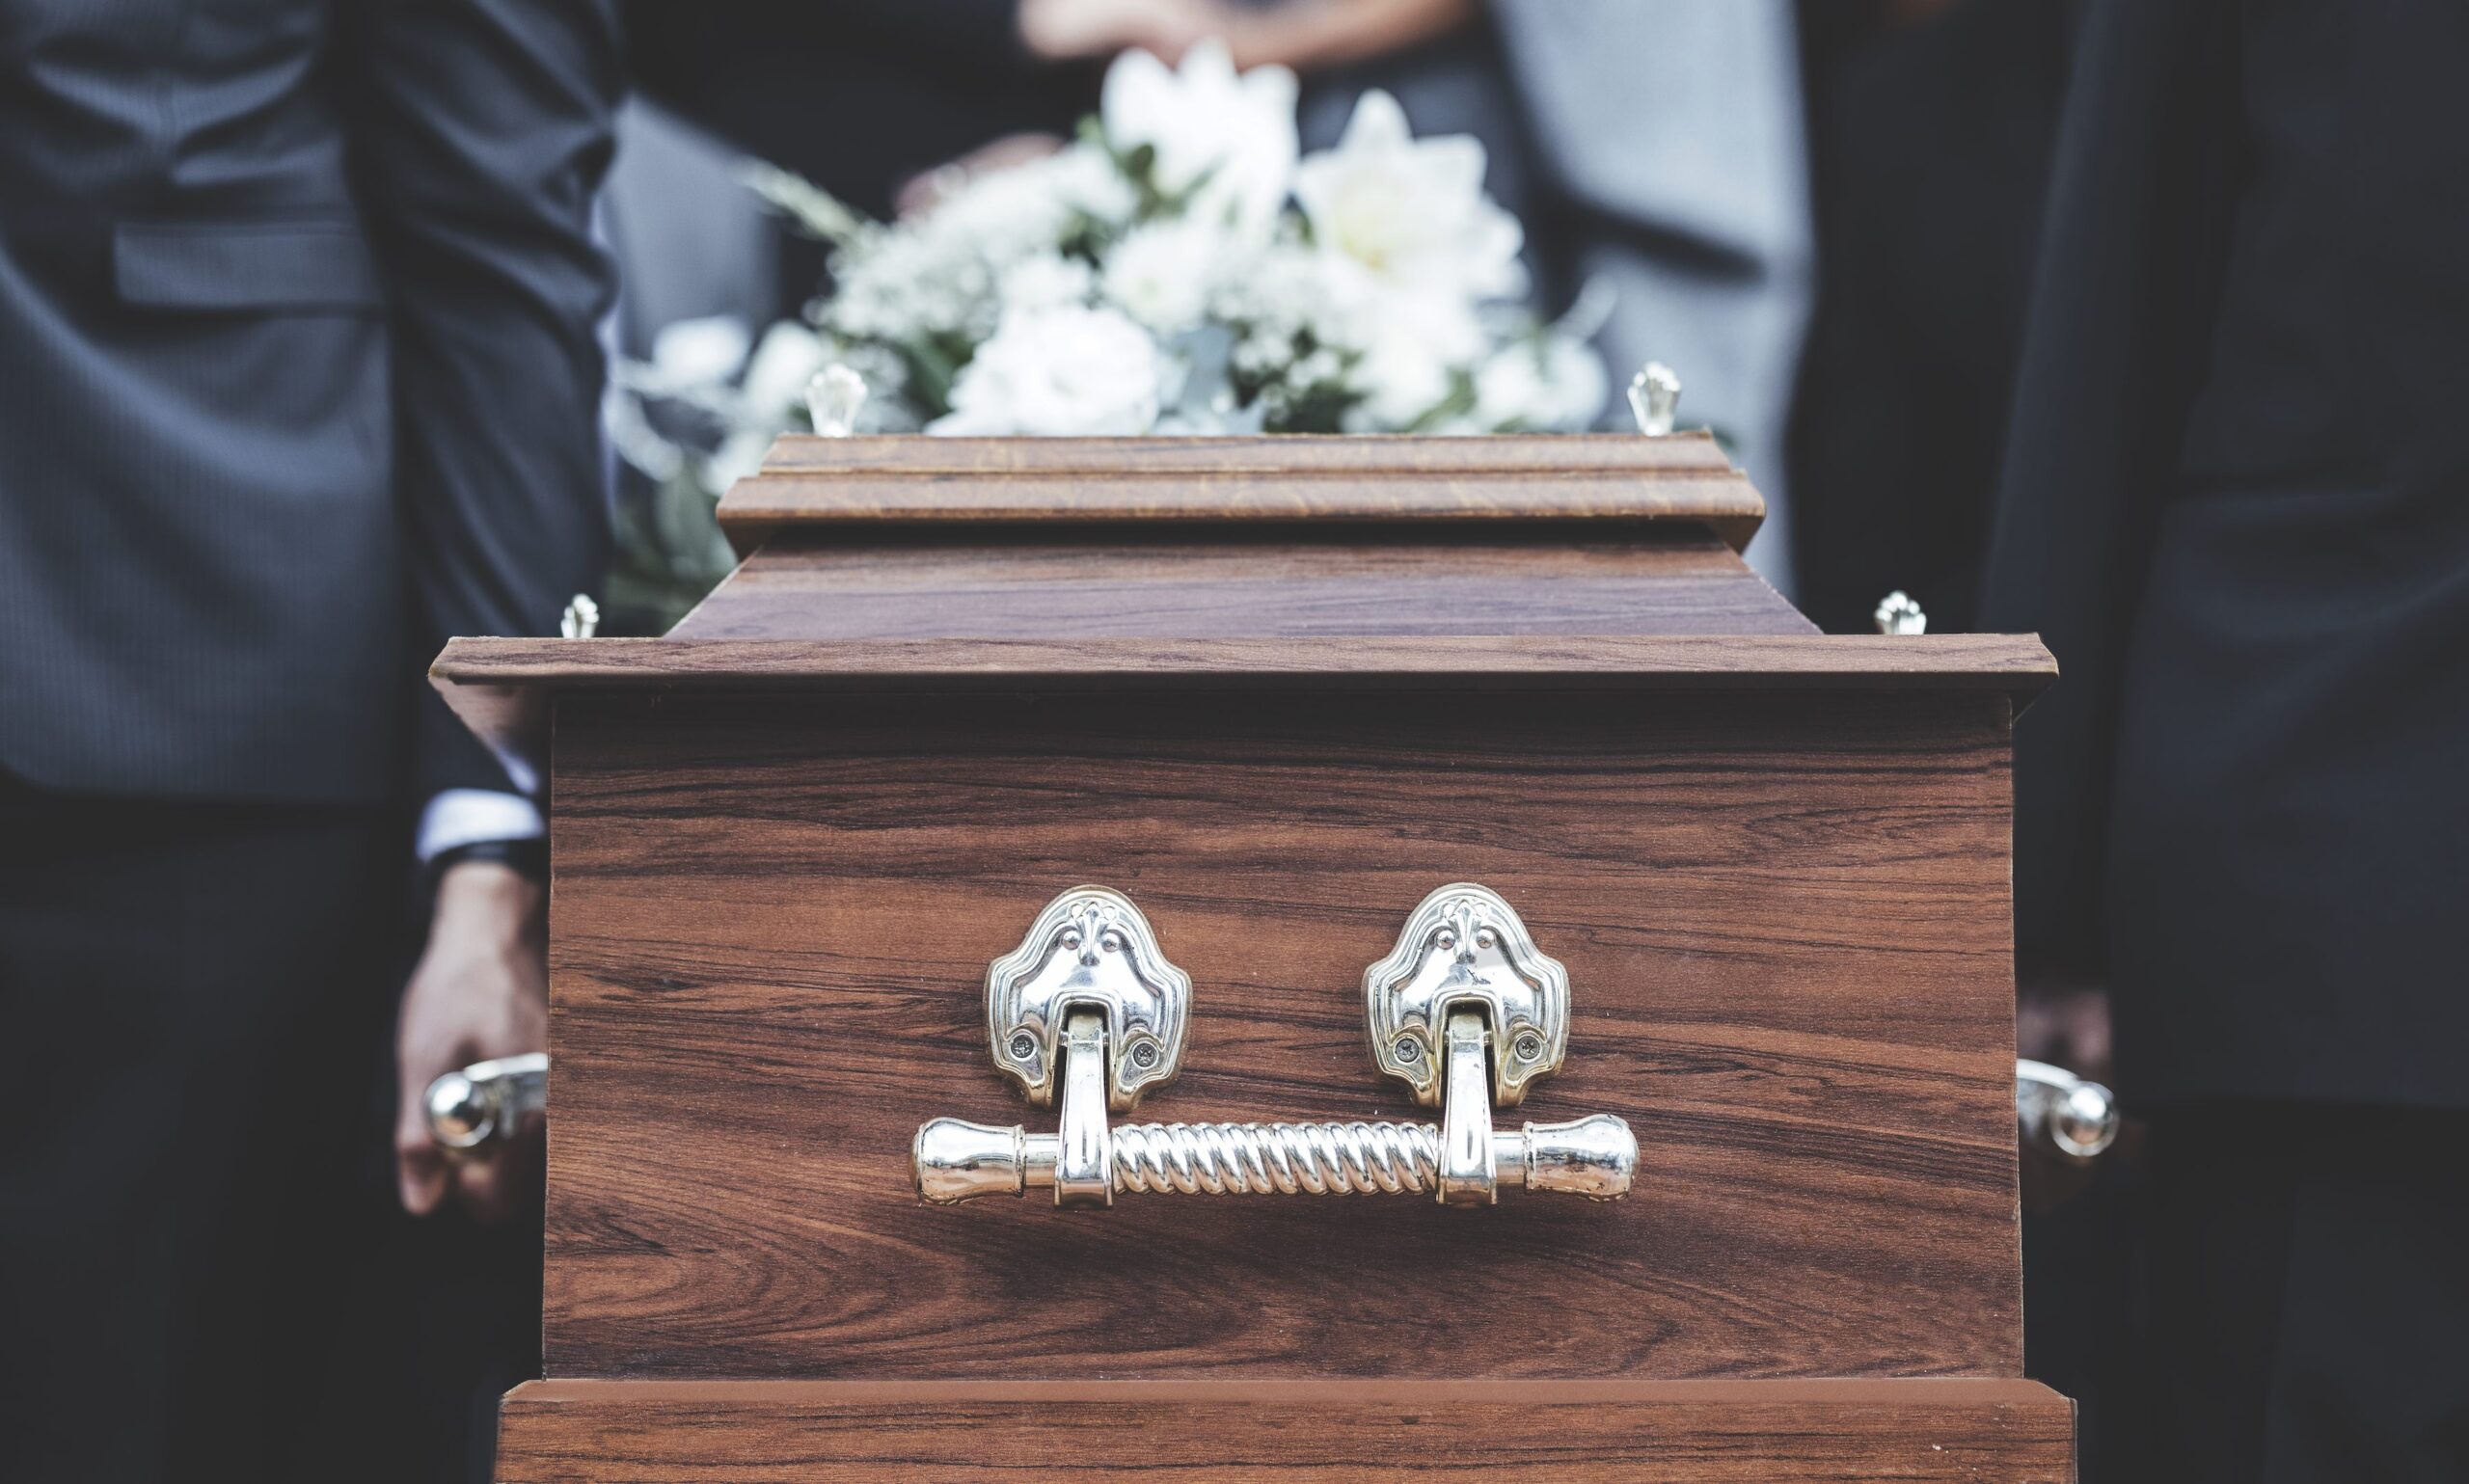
[435,434,2069,1482]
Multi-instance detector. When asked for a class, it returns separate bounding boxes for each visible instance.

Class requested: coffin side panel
[543,689,2020,1379]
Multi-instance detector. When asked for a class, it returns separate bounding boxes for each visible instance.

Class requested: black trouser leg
[0,783,398,1483]
[2144,1107,2469,1484]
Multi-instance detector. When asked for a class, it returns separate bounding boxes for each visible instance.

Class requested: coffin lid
[714,432,1767,556]
[433,434,2053,762]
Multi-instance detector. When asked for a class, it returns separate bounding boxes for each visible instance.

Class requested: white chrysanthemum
[928,159,1074,257]
[1102,220,1221,332]
[827,149,1121,346]
[1212,238,1335,338]
[826,224,996,343]
[930,304,1162,436]
[1101,40,1297,240]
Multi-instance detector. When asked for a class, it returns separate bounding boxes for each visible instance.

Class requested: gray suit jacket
[0,0,618,804]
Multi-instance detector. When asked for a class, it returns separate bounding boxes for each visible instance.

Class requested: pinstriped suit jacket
[0,0,618,804]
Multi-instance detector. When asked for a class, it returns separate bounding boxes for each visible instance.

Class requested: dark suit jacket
[1983,0,2469,1106]
[1788,0,2075,636]
[625,0,1087,227]
[0,0,619,805]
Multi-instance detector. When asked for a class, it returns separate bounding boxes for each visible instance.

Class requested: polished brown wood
[719,433,1766,554]
[497,1378,2076,1483]
[543,688,2021,1382]
[669,527,1813,641]
[755,432,1741,475]
[439,632,2050,688]
[451,434,2071,1478]
[432,633,2053,765]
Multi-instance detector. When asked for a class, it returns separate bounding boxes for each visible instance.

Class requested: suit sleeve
[1979,0,2239,980]
[342,0,621,799]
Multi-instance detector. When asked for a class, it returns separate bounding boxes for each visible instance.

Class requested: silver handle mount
[914,883,1637,1209]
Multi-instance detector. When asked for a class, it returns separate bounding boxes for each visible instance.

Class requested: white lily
[1295,90,1526,308]
[1101,40,1297,241]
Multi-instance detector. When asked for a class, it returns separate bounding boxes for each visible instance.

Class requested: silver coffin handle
[916,1008,1635,1206]
[425,1051,549,1151]
[2016,1058,2120,1161]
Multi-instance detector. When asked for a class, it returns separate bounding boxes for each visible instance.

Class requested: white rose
[1101,221,1220,332]
[998,253,1097,314]
[1101,40,1297,241]
[1337,289,1488,430]
[930,304,1162,436]
[1350,348,1451,429]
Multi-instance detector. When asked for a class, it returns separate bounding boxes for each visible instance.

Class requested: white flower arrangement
[607,40,1609,625]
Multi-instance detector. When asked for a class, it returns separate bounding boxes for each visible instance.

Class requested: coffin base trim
[498,1377,2074,1482]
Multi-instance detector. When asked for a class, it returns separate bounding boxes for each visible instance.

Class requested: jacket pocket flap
[114,220,382,312]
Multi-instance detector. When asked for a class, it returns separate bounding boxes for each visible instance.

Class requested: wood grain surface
[440,634,2054,689]
[543,688,2023,1382]
[497,1378,2076,1482]
[433,634,2054,771]
[669,527,1814,641]
[719,433,1766,554]
[756,433,1741,474]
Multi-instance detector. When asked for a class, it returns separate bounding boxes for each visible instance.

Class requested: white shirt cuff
[417,788,546,863]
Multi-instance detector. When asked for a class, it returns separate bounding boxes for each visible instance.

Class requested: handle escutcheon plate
[1365,883,1569,1109]
[986,885,1187,1113]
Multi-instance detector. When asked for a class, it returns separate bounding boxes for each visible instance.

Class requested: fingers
[395,1092,449,1217]
[450,1122,542,1224]
[453,1150,509,1223]
[394,1007,458,1215]
[397,871,550,1220]
[400,1121,533,1223]
[394,1066,540,1222]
